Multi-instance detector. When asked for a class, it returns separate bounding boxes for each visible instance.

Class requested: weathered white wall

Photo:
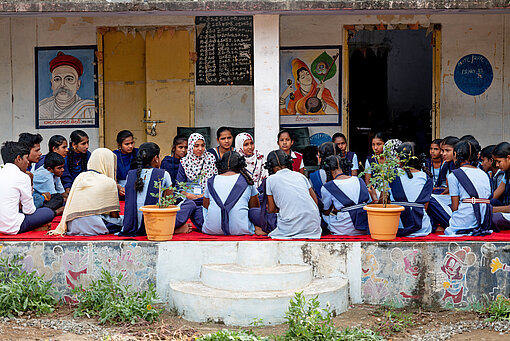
[280,13,510,147]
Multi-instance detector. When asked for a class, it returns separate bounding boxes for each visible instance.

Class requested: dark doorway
[348,29,433,165]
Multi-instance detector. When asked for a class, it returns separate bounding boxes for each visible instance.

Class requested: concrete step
[170,277,349,326]
[201,263,312,292]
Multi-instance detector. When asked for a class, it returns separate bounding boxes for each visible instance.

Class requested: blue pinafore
[451,169,492,236]
[206,175,249,235]
[248,178,277,234]
[322,177,369,232]
[389,175,433,237]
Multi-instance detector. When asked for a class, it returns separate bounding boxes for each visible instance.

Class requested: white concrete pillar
[253,14,280,157]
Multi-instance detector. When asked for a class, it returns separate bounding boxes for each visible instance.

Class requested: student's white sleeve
[447,173,460,197]
[300,158,305,169]
[266,176,274,196]
[364,159,372,174]
[55,178,65,194]
[163,171,172,188]
[351,153,359,171]
[321,187,332,210]
[19,176,36,215]
[249,185,259,197]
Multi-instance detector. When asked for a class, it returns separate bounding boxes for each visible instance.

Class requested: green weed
[0,255,57,317]
[72,268,162,324]
[197,329,269,341]
[478,296,510,321]
[372,308,414,338]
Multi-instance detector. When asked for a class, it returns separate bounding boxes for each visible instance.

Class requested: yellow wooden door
[102,27,194,156]
[103,31,147,150]
[145,28,194,156]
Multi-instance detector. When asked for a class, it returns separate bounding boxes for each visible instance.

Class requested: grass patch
[0,255,57,318]
[198,329,270,341]
[72,268,162,324]
[478,296,510,321]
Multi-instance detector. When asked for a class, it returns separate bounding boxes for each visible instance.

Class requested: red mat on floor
[1,201,510,242]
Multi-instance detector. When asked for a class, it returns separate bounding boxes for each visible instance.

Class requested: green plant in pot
[359,140,406,240]
[140,179,190,241]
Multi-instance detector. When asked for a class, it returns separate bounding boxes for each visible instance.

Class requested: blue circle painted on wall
[454,54,493,96]
[310,133,331,146]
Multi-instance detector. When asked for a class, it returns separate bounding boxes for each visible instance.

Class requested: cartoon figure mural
[490,257,510,274]
[362,245,390,303]
[440,243,476,305]
[390,248,421,301]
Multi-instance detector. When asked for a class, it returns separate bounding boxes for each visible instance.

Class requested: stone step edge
[201,263,311,274]
[170,277,348,300]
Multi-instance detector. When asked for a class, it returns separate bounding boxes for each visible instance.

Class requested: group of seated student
[2,126,510,240]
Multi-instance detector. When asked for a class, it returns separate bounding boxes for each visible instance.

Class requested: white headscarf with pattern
[180,133,217,190]
[235,132,266,188]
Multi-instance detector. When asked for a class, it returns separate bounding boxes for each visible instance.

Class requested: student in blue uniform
[207,127,234,161]
[161,134,188,185]
[262,150,321,239]
[202,151,260,235]
[434,136,459,194]
[480,145,505,195]
[425,139,443,187]
[176,133,218,205]
[32,152,65,213]
[364,132,388,186]
[309,142,341,199]
[33,135,68,171]
[444,140,492,236]
[112,130,138,195]
[61,130,91,192]
[389,142,433,237]
[490,142,510,230]
[320,155,369,236]
[120,142,200,237]
[332,132,359,176]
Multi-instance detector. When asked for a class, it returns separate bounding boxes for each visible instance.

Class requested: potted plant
[140,179,189,241]
[360,140,406,240]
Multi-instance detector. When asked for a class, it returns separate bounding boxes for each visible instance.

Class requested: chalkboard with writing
[195,16,253,86]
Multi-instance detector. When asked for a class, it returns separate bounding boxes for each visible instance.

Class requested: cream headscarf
[48,148,120,236]
[234,132,266,188]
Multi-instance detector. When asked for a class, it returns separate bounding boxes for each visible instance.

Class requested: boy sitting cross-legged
[0,142,55,234]
[33,152,66,215]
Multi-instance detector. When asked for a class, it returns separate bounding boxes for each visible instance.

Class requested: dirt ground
[0,304,508,341]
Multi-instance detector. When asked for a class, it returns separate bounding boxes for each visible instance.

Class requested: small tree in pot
[359,140,407,240]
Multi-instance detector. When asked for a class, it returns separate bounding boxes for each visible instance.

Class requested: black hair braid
[418,153,433,178]
[323,155,351,180]
[404,167,413,179]
[264,150,293,175]
[239,167,255,186]
[81,153,88,172]
[216,150,254,185]
[318,142,341,171]
[134,149,146,192]
[454,140,478,168]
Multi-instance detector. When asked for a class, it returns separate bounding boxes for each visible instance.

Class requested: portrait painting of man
[36,46,98,128]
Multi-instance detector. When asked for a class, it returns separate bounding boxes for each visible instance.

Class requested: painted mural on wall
[35,46,98,129]
[280,46,341,127]
[454,54,493,96]
[0,241,156,300]
[440,244,476,305]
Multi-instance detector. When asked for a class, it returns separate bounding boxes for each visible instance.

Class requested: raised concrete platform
[0,240,508,325]
[171,277,348,326]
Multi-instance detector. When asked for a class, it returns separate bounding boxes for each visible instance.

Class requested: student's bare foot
[174,223,193,234]
[255,226,267,236]
[55,207,64,216]
[435,226,445,233]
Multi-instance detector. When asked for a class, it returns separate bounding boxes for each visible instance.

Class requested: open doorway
[347,28,434,164]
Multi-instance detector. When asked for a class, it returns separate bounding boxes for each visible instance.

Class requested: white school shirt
[321,176,366,236]
[0,163,36,234]
[266,168,321,239]
[445,167,492,235]
[203,174,258,235]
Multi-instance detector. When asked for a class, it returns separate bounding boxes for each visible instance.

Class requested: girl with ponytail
[387,142,433,237]
[309,142,342,199]
[442,141,492,236]
[253,149,321,239]
[202,151,260,235]
[120,142,201,236]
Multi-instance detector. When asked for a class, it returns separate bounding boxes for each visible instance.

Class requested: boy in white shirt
[0,142,54,234]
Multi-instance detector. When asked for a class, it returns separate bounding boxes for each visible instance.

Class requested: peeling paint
[48,17,67,31]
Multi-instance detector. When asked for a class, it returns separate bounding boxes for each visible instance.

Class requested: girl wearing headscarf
[235,133,266,189]
[48,148,122,236]
[176,133,218,204]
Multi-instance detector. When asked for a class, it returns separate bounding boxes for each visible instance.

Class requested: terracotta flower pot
[363,204,404,241]
[140,205,180,241]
